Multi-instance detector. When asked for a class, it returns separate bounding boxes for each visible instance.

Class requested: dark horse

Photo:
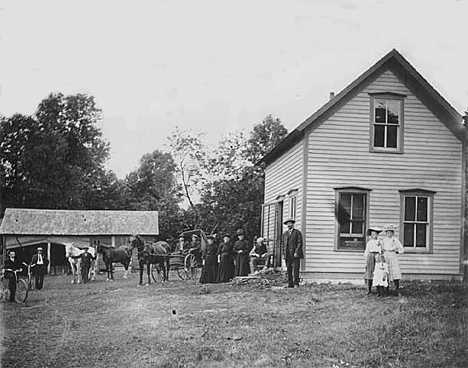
[129,235,171,285]
[96,244,133,281]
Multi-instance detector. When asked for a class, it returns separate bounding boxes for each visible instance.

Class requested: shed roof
[0,208,159,236]
[258,49,466,166]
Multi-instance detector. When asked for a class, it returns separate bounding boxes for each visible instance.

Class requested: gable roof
[258,49,466,166]
[0,208,159,236]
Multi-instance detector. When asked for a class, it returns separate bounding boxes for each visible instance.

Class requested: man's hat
[192,234,199,239]
[178,235,185,239]
[223,233,231,239]
[236,229,244,235]
[207,235,215,240]
[284,218,296,225]
[37,247,43,251]
[367,227,382,236]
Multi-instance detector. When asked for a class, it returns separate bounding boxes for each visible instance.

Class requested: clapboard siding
[305,69,463,276]
[264,141,304,226]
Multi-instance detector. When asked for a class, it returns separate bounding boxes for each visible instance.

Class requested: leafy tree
[125,150,184,240]
[167,127,207,228]
[82,170,127,210]
[199,115,288,238]
[204,131,251,180]
[245,114,288,164]
[0,93,112,213]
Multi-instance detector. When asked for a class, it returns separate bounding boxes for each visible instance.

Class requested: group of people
[2,244,98,302]
[364,224,404,297]
[2,247,49,302]
[196,217,304,289]
[4,221,404,299]
[192,229,272,284]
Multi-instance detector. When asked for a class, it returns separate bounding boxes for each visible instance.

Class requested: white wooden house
[0,208,159,273]
[258,49,466,282]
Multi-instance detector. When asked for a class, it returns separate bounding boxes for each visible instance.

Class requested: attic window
[369,93,405,153]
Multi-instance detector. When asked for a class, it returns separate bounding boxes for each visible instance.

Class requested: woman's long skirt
[234,253,250,277]
[200,255,218,284]
[364,252,378,280]
[217,254,234,283]
[383,251,402,281]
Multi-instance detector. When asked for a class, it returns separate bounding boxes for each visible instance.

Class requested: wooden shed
[258,49,467,282]
[0,208,159,273]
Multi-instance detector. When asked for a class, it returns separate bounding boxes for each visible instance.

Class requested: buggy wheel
[184,253,199,280]
[177,267,189,280]
[15,278,28,303]
[151,264,163,283]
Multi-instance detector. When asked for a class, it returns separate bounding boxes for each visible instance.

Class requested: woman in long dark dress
[200,235,218,284]
[217,234,235,283]
[233,229,252,277]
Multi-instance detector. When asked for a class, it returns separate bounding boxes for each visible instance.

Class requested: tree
[0,93,112,213]
[167,127,208,228]
[125,150,184,239]
[198,115,288,238]
[245,114,288,164]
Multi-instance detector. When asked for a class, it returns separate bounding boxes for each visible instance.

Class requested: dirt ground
[1,270,467,368]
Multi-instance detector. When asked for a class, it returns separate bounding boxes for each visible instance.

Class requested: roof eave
[256,130,304,166]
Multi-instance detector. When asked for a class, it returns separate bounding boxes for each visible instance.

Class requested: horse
[64,242,96,284]
[96,244,133,281]
[129,234,171,286]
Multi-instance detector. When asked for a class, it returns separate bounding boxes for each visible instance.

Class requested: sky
[1,0,467,178]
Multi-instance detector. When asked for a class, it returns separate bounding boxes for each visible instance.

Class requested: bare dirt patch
[1,271,467,368]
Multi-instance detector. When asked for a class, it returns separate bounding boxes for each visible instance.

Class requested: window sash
[289,196,297,220]
[337,192,367,250]
[371,96,403,152]
[403,195,430,248]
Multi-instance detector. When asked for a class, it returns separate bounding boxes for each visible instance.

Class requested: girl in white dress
[373,253,389,297]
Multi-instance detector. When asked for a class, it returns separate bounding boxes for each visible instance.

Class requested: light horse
[64,242,96,284]
[129,234,171,286]
[96,244,133,281]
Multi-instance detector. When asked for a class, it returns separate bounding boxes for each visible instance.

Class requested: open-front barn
[0,208,159,273]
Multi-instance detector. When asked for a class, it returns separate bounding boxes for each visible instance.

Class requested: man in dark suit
[30,247,49,290]
[3,250,23,302]
[281,218,304,288]
[80,246,96,284]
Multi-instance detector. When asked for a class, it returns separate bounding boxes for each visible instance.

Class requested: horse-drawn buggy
[167,229,207,280]
[129,229,207,285]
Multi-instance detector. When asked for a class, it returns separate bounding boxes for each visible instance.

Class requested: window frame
[399,189,435,254]
[369,92,406,154]
[288,189,298,220]
[334,187,371,252]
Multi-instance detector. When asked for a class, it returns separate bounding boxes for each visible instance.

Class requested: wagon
[150,229,208,282]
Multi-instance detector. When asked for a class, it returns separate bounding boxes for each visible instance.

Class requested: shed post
[47,241,51,274]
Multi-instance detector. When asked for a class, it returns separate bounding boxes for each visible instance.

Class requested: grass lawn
[1,271,467,368]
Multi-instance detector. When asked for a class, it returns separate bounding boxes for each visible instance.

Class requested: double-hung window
[335,188,370,251]
[369,93,405,153]
[288,189,298,220]
[400,189,435,253]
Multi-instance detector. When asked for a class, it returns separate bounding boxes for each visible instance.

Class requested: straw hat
[383,224,398,232]
[367,227,382,236]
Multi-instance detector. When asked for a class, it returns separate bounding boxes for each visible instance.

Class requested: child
[381,224,404,296]
[364,227,382,295]
[373,253,389,297]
